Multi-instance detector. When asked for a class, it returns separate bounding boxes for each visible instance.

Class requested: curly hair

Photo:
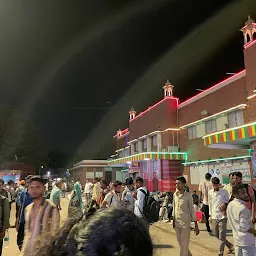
[34,208,153,256]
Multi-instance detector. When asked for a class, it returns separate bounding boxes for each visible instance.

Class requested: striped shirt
[22,198,60,255]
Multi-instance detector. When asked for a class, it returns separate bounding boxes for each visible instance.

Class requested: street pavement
[3,197,222,256]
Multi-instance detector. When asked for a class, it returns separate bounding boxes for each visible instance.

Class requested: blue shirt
[19,188,33,224]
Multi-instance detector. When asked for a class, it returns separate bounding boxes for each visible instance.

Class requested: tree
[0,107,47,168]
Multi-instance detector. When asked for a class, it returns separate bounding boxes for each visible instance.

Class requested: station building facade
[108,16,256,192]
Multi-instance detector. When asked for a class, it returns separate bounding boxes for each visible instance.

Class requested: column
[138,140,143,153]
[147,137,152,152]
[157,133,162,152]
[147,160,153,192]
[131,143,135,155]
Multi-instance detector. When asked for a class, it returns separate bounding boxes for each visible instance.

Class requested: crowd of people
[0,171,255,255]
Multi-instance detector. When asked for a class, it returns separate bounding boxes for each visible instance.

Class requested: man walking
[199,173,213,235]
[227,184,256,255]
[50,181,62,211]
[84,179,93,206]
[134,177,149,230]
[223,172,235,198]
[208,177,233,256]
[173,176,199,256]
[16,175,33,251]
[22,176,60,255]
[233,171,255,224]
[0,194,10,256]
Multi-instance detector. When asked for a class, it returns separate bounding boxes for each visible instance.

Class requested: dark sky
[0,0,255,166]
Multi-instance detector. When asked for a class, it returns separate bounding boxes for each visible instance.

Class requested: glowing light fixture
[178,70,245,108]
[203,121,256,139]
[183,155,251,165]
[247,94,256,100]
[180,104,247,129]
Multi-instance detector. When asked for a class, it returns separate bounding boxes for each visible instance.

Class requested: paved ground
[3,197,221,256]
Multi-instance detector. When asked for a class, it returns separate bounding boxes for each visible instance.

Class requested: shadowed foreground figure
[34,208,153,256]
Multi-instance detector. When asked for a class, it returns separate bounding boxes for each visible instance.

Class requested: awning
[203,122,256,147]
[107,152,187,166]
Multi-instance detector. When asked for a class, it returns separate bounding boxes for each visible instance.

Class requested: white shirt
[227,198,255,247]
[134,187,147,218]
[84,182,93,193]
[104,191,120,208]
[198,180,212,205]
[208,188,229,220]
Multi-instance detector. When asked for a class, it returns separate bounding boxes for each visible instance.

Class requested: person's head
[28,176,45,200]
[211,177,220,191]
[0,179,4,191]
[234,172,243,184]
[20,180,25,186]
[229,172,235,185]
[233,184,250,202]
[135,177,143,189]
[56,182,61,189]
[205,173,212,181]
[35,208,153,256]
[176,176,186,191]
[100,180,107,189]
[126,177,134,191]
[8,180,14,187]
[113,180,122,193]
[193,191,197,195]
[86,179,90,183]
[25,175,33,186]
[93,177,100,184]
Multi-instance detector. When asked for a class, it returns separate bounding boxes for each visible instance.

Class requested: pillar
[131,143,135,155]
[147,137,152,152]
[138,140,143,153]
[157,133,162,152]
[147,160,153,192]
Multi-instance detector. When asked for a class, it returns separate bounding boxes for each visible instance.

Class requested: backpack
[139,189,160,223]
[243,184,256,202]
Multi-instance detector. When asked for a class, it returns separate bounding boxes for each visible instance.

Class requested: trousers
[175,227,192,256]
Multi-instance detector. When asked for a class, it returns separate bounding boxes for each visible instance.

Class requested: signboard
[86,172,94,179]
[129,162,140,173]
[95,172,104,178]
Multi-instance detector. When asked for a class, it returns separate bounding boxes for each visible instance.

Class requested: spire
[240,15,256,45]
[129,107,136,120]
[163,80,174,97]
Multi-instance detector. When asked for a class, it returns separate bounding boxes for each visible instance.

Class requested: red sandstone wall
[129,97,178,140]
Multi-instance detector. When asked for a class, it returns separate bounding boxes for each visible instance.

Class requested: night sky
[0,0,256,166]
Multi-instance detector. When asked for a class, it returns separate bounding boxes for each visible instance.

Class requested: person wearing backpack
[122,177,135,212]
[134,177,150,229]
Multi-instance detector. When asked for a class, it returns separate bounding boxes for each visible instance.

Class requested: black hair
[176,176,186,184]
[234,171,242,178]
[211,177,220,184]
[126,177,133,185]
[135,177,143,184]
[35,208,153,256]
[0,179,4,185]
[229,172,234,178]
[233,184,245,196]
[101,180,107,185]
[205,173,212,181]
[25,175,33,181]
[113,180,122,187]
[28,175,45,185]
[8,180,14,185]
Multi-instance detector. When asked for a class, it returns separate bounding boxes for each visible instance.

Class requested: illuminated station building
[108,16,256,192]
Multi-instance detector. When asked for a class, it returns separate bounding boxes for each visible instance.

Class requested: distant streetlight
[226,73,235,75]
[47,171,50,176]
